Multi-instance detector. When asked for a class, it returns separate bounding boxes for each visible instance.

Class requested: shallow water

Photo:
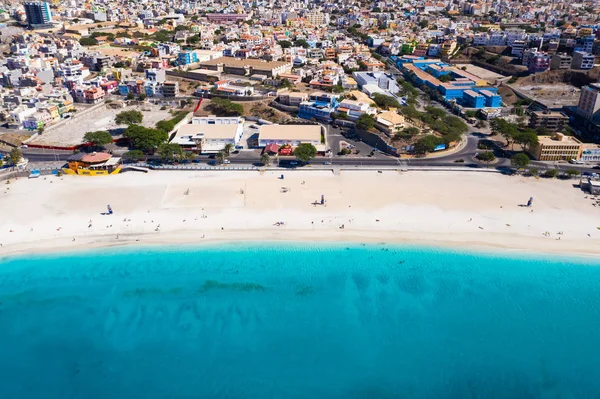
[0,243,599,398]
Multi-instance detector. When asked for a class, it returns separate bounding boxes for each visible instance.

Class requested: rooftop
[197,56,290,69]
[259,124,321,142]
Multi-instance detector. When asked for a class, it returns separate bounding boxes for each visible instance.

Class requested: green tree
[293,143,317,162]
[356,113,375,131]
[372,93,401,109]
[260,153,270,166]
[138,93,147,101]
[223,143,234,156]
[438,74,453,83]
[279,40,292,48]
[83,130,113,147]
[476,151,495,164]
[122,150,145,162]
[157,143,183,162]
[424,106,446,120]
[9,148,22,166]
[215,151,226,165]
[207,97,243,116]
[543,169,559,178]
[565,169,580,178]
[126,92,135,101]
[528,167,539,177]
[414,135,444,154]
[79,37,98,46]
[513,129,538,151]
[511,153,530,169]
[123,125,168,153]
[155,119,176,133]
[115,110,144,126]
[293,39,309,48]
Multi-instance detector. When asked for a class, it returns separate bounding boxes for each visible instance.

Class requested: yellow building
[64,152,122,175]
[528,134,583,161]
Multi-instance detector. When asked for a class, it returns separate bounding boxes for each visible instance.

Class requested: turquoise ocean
[0,243,599,398]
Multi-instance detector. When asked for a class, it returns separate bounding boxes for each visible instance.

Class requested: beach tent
[28,169,41,178]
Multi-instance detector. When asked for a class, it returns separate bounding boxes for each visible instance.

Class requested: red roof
[264,143,279,154]
[81,152,111,163]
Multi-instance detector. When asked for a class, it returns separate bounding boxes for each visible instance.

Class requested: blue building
[24,2,52,28]
[463,90,485,108]
[177,50,199,65]
[480,90,502,107]
[298,92,339,122]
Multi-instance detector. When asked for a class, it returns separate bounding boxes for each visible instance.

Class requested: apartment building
[528,111,569,131]
[550,53,572,70]
[577,83,600,122]
[571,51,595,70]
[528,133,583,161]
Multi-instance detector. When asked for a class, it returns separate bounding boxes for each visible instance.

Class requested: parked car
[223,159,231,164]
[569,159,585,164]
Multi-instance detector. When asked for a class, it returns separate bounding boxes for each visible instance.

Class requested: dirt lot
[510,84,581,108]
[32,103,176,147]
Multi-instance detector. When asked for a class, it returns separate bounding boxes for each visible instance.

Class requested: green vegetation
[476,151,496,164]
[123,125,168,153]
[126,92,135,101]
[260,153,270,166]
[490,118,539,151]
[543,169,559,178]
[356,113,376,131]
[293,39,309,48]
[565,169,580,178]
[372,93,401,109]
[9,148,22,165]
[155,120,175,133]
[83,131,113,147]
[79,37,98,46]
[122,150,145,162]
[510,153,530,169]
[115,110,143,126]
[156,143,184,162]
[279,40,292,49]
[438,74,453,83]
[293,143,317,162]
[414,135,444,155]
[507,76,519,84]
[207,97,243,116]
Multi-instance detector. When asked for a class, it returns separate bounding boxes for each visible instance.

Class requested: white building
[171,116,244,153]
[571,51,595,70]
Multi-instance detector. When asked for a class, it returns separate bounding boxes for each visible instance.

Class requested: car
[20,145,28,149]
[569,159,585,165]
[235,145,244,149]
[323,161,332,165]
[593,165,600,170]
[223,159,231,164]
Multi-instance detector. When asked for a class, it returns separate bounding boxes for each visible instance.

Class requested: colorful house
[64,152,122,176]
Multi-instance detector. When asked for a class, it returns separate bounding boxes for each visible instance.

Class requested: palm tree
[260,153,270,166]
[215,151,226,165]
[223,143,234,156]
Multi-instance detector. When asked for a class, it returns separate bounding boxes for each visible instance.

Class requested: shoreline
[2,228,600,261]
[1,170,599,260]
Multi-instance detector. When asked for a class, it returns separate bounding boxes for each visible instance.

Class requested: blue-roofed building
[480,90,502,107]
[297,92,339,122]
[463,90,485,108]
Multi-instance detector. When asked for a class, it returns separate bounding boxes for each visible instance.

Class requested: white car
[223,159,231,164]
[569,159,585,165]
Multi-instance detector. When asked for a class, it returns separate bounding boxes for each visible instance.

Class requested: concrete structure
[24,2,52,28]
[197,57,292,77]
[298,92,339,122]
[571,51,595,70]
[258,124,322,148]
[206,14,248,22]
[172,116,244,153]
[580,146,600,163]
[528,111,569,131]
[550,53,572,70]
[336,99,374,120]
[277,91,308,106]
[527,53,550,73]
[528,133,583,161]
[577,83,600,123]
[375,111,405,135]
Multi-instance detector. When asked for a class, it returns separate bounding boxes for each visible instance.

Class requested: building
[571,51,595,70]
[528,111,569,131]
[258,124,322,148]
[528,134,583,161]
[171,116,244,153]
[24,2,52,28]
[297,92,339,122]
[277,91,308,106]
[550,53,572,70]
[527,53,550,73]
[336,99,374,120]
[305,11,328,27]
[577,84,600,123]
[206,14,248,22]
[64,152,121,176]
[463,90,485,108]
[161,81,179,97]
[580,145,600,163]
[375,111,405,135]
[197,57,292,77]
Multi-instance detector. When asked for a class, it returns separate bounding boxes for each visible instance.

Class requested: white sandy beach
[1,170,599,256]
